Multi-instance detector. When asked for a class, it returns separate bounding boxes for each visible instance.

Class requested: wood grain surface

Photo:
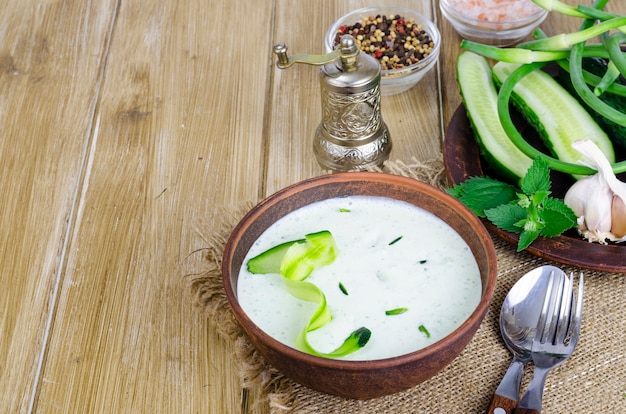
[1,0,624,413]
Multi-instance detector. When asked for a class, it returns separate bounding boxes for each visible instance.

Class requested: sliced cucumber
[492,61,615,172]
[247,239,303,274]
[456,52,533,186]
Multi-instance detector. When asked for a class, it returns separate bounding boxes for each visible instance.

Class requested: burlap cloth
[188,157,626,413]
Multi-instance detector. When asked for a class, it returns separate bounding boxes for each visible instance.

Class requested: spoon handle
[513,366,550,414]
[511,409,539,414]
[486,394,518,414]
[486,358,524,414]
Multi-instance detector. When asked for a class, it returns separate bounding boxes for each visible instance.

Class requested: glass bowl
[440,0,548,47]
[325,7,440,96]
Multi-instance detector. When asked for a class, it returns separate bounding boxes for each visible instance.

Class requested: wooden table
[2,1,624,412]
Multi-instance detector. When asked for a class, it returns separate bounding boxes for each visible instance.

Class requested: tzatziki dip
[237,195,482,360]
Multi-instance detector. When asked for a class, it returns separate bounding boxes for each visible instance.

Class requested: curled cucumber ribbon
[247,230,371,358]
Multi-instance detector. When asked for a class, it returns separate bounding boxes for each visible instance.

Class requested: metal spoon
[487,265,566,414]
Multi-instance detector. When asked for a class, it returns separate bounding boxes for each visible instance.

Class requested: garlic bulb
[564,139,626,244]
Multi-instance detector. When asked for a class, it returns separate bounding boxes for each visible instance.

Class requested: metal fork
[513,271,584,414]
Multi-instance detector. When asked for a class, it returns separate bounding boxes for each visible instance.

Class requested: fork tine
[546,272,566,345]
[555,272,573,344]
[535,270,556,343]
[538,270,564,344]
[568,272,584,345]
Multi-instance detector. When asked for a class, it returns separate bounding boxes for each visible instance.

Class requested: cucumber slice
[456,52,533,186]
[246,239,303,274]
[492,61,615,172]
[280,230,338,281]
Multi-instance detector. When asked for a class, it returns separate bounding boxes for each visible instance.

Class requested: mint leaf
[518,229,540,251]
[532,189,551,206]
[447,176,517,217]
[485,203,528,233]
[449,158,578,252]
[521,157,551,194]
[539,197,578,237]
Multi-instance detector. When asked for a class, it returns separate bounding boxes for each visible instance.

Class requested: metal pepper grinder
[273,35,391,171]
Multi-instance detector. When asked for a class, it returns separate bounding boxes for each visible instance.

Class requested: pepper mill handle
[273,35,358,69]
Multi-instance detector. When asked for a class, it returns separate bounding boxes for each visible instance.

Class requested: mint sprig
[448,158,577,252]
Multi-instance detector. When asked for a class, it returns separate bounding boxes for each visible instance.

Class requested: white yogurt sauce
[237,195,482,360]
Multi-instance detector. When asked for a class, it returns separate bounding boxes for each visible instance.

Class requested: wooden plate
[443,104,626,273]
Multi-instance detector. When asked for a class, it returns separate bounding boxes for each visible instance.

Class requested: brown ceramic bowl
[222,172,497,399]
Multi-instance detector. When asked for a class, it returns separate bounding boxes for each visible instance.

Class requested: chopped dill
[388,236,403,245]
[385,307,408,315]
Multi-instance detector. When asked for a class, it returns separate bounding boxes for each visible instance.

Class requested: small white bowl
[325,7,440,96]
[440,0,548,47]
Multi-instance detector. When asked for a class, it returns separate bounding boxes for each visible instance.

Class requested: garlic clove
[611,194,626,239]
[564,139,624,244]
[563,177,592,218]
[581,182,613,237]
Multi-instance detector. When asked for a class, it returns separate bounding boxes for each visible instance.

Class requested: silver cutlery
[513,271,584,414]
[487,266,563,414]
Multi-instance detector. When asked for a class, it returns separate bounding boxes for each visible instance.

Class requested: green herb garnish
[419,259,427,264]
[385,307,408,315]
[388,236,403,245]
[339,208,351,212]
[418,324,431,338]
[338,282,349,295]
[448,158,577,251]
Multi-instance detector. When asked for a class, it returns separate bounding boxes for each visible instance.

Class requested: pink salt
[448,0,543,22]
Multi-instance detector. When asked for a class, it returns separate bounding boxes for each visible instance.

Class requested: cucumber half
[492,61,615,175]
[456,52,533,186]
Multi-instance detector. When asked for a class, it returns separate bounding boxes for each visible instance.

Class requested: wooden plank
[0,1,116,411]
[266,0,441,196]
[34,0,272,412]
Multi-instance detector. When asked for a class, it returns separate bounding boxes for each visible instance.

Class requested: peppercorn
[332,14,435,71]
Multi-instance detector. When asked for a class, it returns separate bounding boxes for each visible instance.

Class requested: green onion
[605,32,626,79]
[569,36,626,127]
[385,307,408,315]
[566,2,626,127]
[577,5,624,26]
[532,28,626,98]
[388,236,403,245]
[532,0,588,18]
[594,59,620,96]
[338,282,349,295]
[461,40,612,64]
[460,40,571,63]
[577,5,615,19]
[518,17,626,51]
[339,208,351,212]
[418,324,431,338]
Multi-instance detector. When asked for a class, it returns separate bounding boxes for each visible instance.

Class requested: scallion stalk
[518,17,626,51]
[605,32,626,78]
[460,40,570,63]
[531,28,626,98]
[461,39,612,64]
[532,0,588,18]
[576,5,619,21]
[567,3,626,127]
[594,59,620,96]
